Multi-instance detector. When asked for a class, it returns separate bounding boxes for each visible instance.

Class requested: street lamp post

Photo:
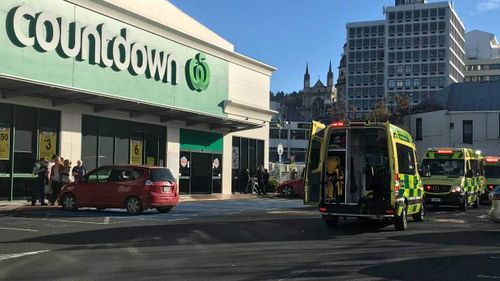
[408,93,413,137]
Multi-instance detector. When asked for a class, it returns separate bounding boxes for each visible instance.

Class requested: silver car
[488,186,500,222]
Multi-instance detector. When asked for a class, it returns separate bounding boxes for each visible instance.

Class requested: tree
[368,100,391,122]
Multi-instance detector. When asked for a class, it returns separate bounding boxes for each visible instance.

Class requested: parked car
[489,186,500,222]
[58,165,178,214]
[277,179,304,197]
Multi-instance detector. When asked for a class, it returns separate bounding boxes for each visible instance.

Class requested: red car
[58,165,178,214]
[277,179,304,197]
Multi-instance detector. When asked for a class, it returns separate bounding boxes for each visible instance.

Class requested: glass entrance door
[190,152,212,194]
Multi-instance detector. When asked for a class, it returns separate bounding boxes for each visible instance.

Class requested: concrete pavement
[0,198,497,280]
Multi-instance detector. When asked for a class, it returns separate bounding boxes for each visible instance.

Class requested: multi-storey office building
[344,0,465,119]
[465,30,500,82]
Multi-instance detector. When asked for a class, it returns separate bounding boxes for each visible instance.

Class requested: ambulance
[482,156,500,202]
[420,148,484,210]
[304,121,424,231]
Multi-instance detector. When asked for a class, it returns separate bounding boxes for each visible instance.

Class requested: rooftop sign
[0,1,226,116]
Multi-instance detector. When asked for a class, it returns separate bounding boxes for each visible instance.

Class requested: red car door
[88,166,115,207]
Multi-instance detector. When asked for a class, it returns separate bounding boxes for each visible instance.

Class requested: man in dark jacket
[240,169,249,194]
[31,158,48,206]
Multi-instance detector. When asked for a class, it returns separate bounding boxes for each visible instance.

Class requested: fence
[268,162,306,183]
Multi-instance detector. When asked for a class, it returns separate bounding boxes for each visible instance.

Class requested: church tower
[304,63,310,89]
[327,61,334,88]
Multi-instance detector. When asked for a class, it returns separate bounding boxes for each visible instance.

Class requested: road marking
[431,218,465,224]
[41,218,108,225]
[0,250,49,262]
[103,217,110,224]
[278,270,307,281]
[0,226,38,232]
[489,256,500,259]
[477,275,500,279]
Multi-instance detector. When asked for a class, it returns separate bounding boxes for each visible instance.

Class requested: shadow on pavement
[360,252,500,281]
[389,230,500,247]
[1,217,395,249]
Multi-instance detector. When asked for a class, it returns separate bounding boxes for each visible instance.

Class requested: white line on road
[431,218,465,224]
[0,226,38,232]
[0,250,49,262]
[41,218,108,225]
[477,275,500,279]
[103,217,110,224]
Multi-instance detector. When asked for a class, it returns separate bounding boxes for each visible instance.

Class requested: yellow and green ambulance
[304,121,424,231]
[420,148,484,210]
[482,156,500,202]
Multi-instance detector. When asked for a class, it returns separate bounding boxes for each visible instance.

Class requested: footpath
[0,193,280,212]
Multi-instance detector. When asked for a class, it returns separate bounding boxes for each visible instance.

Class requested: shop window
[98,118,114,166]
[14,106,36,173]
[0,104,12,174]
[82,115,98,171]
[115,121,130,165]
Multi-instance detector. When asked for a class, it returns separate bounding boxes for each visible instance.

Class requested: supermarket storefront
[0,0,275,199]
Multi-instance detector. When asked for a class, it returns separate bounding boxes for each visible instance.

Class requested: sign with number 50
[0,127,10,160]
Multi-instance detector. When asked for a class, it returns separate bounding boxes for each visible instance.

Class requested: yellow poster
[39,131,57,160]
[146,157,155,166]
[0,128,10,160]
[130,139,143,164]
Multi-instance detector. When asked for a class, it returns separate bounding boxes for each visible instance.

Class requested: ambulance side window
[310,139,321,170]
[396,144,416,175]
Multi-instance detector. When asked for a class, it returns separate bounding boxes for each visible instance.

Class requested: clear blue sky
[170,0,500,93]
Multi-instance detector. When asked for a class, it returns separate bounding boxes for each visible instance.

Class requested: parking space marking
[477,275,500,279]
[0,250,49,262]
[41,218,109,225]
[0,226,38,232]
[430,218,465,224]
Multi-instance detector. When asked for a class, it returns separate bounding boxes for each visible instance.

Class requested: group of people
[31,155,87,206]
[240,165,269,195]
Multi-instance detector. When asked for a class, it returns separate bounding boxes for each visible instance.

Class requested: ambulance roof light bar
[485,157,499,163]
[437,149,453,154]
[331,121,345,127]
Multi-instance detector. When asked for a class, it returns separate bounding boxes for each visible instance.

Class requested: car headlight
[451,186,462,193]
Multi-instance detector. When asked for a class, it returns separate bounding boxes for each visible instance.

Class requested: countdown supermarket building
[0,0,276,200]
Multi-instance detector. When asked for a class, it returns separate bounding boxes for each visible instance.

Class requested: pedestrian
[62,159,73,185]
[240,168,249,194]
[263,168,270,195]
[31,158,48,206]
[291,169,298,180]
[49,156,64,205]
[256,165,264,195]
[72,160,87,181]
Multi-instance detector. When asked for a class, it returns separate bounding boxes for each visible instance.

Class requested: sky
[169,0,500,93]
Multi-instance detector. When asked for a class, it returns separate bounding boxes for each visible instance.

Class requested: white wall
[406,110,500,160]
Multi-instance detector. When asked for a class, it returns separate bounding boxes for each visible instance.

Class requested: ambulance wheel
[412,204,425,222]
[323,215,339,228]
[394,205,408,231]
[472,196,479,209]
[459,194,468,211]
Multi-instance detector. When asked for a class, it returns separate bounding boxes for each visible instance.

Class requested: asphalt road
[0,198,498,281]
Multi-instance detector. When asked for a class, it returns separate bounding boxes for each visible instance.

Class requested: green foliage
[267,177,279,193]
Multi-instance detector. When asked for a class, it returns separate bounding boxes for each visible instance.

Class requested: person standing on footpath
[49,156,64,205]
[62,159,73,185]
[256,165,264,195]
[31,158,48,206]
[72,160,87,181]
[240,169,249,194]
[263,168,270,195]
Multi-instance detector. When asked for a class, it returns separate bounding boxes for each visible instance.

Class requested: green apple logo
[186,53,210,92]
